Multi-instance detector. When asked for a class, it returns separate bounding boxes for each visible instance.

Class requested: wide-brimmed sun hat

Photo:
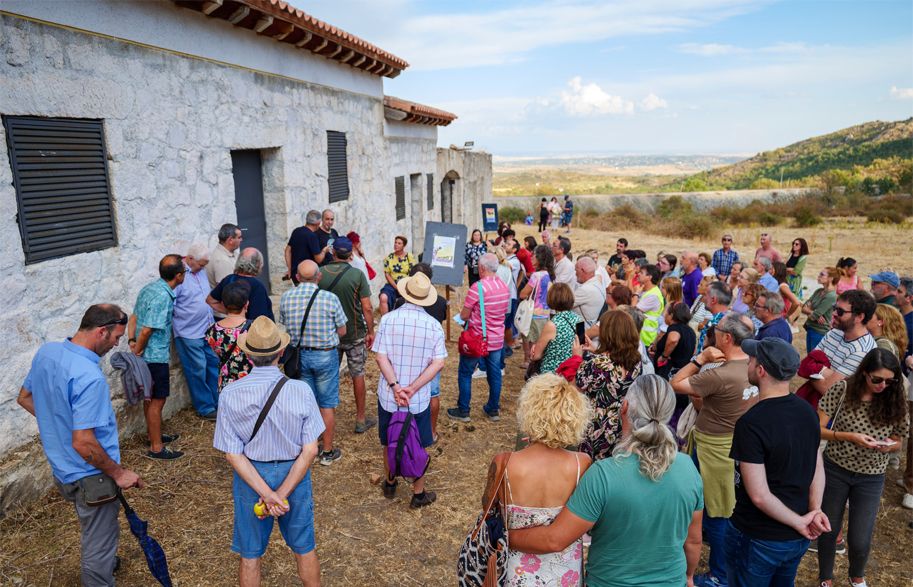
[396,272,438,307]
[237,316,291,357]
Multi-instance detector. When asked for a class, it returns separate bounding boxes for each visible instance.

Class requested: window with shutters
[426,173,434,210]
[326,130,349,202]
[3,116,118,264]
[395,176,406,220]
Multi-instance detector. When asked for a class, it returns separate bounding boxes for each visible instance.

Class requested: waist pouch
[78,473,118,506]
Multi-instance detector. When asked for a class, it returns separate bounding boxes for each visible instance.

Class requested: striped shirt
[463,276,510,351]
[817,329,876,377]
[372,304,447,414]
[279,283,347,348]
[213,366,324,460]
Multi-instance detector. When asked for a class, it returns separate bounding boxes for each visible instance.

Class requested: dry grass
[1,221,912,586]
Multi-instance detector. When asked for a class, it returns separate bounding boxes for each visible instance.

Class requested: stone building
[0,0,491,511]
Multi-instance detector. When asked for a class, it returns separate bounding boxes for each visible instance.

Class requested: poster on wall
[481,203,499,232]
[422,222,467,286]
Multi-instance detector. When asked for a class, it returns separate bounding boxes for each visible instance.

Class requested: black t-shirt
[393,296,447,324]
[315,228,340,266]
[209,274,274,321]
[655,323,696,370]
[288,227,322,271]
[730,394,820,540]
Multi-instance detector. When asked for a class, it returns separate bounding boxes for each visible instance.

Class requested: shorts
[299,349,339,409]
[377,402,434,448]
[429,371,441,399]
[526,316,548,344]
[337,338,367,377]
[147,362,171,399]
[232,463,315,558]
[380,283,399,307]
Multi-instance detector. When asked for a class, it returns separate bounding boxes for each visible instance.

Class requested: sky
[303,0,913,156]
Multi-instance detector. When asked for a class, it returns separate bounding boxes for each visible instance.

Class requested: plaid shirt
[711,248,740,278]
[279,283,347,348]
[372,304,447,414]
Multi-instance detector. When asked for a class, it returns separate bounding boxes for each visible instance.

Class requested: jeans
[817,457,885,581]
[299,349,340,408]
[690,446,729,583]
[175,336,220,416]
[457,349,503,414]
[805,329,825,351]
[725,521,809,587]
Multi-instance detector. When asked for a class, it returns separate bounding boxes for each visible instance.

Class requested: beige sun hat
[237,316,291,356]
[396,272,438,307]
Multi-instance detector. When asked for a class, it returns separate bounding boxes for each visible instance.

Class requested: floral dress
[505,456,583,587]
[576,353,642,460]
[540,311,577,374]
[465,242,487,284]
[205,322,253,389]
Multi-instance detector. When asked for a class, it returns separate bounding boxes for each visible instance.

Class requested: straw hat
[396,272,438,307]
[237,316,290,356]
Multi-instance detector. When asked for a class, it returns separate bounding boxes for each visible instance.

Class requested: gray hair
[235,248,264,276]
[218,223,240,243]
[186,243,209,260]
[305,210,321,225]
[576,255,596,274]
[756,256,772,271]
[250,352,280,367]
[619,305,645,331]
[717,311,755,344]
[707,281,732,306]
[479,253,499,274]
[613,374,677,481]
[758,290,785,314]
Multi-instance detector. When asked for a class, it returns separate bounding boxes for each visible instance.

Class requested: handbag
[457,453,511,587]
[459,282,489,358]
[513,275,539,337]
[78,472,118,507]
[819,381,847,452]
[282,290,319,379]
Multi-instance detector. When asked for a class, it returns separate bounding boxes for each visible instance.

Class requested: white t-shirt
[554,256,576,287]
[507,255,522,299]
[574,277,605,329]
[595,265,611,292]
[351,254,371,285]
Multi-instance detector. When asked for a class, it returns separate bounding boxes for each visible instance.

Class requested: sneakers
[504,346,514,358]
[200,411,217,422]
[160,433,180,444]
[354,418,377,434]
[471,368,487,379]
[483,408,501,422]
[902,493,913,510]
[693,573,725,587]
[849,580,868,587]
[382,479,398,499]
[410,490,437,509]
[146,447,184,460]
[446,408,471,422]
[318,447,342,466]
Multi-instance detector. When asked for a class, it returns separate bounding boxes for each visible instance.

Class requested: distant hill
[672,118,913,192]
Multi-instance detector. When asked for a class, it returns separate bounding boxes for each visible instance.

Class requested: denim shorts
[232,463,314,558]
[377,403,434,448]
[299,348,339,409]
[429,371,441,398]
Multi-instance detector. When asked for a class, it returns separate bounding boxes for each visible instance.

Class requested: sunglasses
[722,238,732,242]
[833,307,852,317]
[866,373,897,386]
[99,315,128,328]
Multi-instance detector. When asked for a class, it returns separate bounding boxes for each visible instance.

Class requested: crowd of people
[15,210,913,585]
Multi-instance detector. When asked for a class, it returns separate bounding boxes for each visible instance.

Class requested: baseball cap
[741,338,800,381]
[333,236,353,253]
[869,271,900,289]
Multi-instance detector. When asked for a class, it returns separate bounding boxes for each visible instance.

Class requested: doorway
[230,150,271,292]
[441,170,459,224]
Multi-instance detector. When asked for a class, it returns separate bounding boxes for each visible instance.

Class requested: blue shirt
[758,273,779,293]
[279,283,347,348]
[135,278,176,364]
[173,265,214,339]
[210,274,274,321]
[213,366,325,461]
[23,340,120,484]
[756,317,793,343]
[711,248,739,278]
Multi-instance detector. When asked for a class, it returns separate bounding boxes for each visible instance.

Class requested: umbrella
[117,491,173,587]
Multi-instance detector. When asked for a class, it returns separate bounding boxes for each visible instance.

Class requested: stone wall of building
[386,121,440,257]
[0,14,467,513]
[437,148,493,236]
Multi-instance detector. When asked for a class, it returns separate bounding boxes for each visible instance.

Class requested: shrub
[656,195,693,219]
[758,211,784,226]
[867,208,906,224]
[664,213,714,239]
[499,206,527,224]
[792,205,822,227]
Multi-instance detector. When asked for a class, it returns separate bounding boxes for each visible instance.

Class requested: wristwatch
[387,380,399,389]
[690,359,703,369]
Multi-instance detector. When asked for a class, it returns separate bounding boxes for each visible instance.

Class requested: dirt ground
[1,220,911,586]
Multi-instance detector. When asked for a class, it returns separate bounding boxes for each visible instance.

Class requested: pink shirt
[464,276,510,351]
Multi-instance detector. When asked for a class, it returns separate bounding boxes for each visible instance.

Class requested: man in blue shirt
[712,234,740,279]
[174,244,219,420]
[17,304,143,586]
[754,257,779,293]
[129,254,185,460]
[754,291,793,344]
[207,248,275,321]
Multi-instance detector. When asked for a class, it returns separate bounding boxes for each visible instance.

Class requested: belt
[250,459,296,465]
[301,346,335,351]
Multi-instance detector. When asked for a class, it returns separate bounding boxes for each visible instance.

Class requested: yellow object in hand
[254,500,288,517]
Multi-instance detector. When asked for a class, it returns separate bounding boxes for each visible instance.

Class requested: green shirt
[566,452,703,587]
[318,262,371,345]
[803,287,837,334]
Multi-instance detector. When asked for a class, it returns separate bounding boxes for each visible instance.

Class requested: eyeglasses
[833,307,852,317]
[98,315,128,328]
[722,238,732,242]
[866,373,897,386]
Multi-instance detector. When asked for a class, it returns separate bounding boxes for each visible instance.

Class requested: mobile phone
[327,238,335,248]
[575,321,586,345]
[873,439,897,447]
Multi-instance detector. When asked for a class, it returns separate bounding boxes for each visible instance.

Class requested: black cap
[741,338,800,381]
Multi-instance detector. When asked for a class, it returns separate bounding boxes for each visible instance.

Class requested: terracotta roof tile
[384,95,457,126]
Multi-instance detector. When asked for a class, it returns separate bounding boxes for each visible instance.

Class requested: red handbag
[458,282,489,358]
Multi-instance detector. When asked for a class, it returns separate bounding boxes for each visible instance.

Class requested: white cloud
[560,77,634,116]
[890,86,913,100]
[640,93,669,111]
[678,43,744,56]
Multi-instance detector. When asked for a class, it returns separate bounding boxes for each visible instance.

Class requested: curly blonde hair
[517,373,592,449]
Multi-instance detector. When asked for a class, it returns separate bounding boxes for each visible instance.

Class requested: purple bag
[386,409,430,480]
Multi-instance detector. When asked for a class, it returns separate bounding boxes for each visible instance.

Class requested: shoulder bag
[249,376,290,444]
[459,282,489,358]
[457,452,511,587]
[513,274,539,337]
[819,380,847,452]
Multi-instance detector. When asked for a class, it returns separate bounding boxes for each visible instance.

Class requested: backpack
[386,409,430,480]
